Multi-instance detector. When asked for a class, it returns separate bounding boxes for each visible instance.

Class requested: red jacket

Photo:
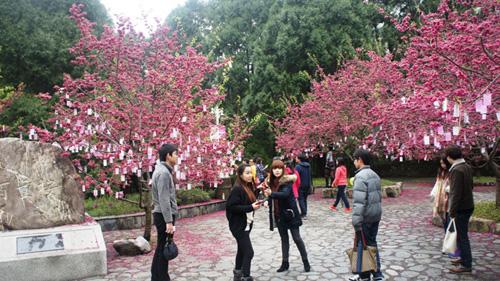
[285,167,300,198]
[332,166,347,187]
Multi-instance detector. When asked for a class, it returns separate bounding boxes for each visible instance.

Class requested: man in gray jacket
[151,143,178,281]
[349,149,383,281]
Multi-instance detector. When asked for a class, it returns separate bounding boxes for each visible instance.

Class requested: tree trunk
[141,180,152,241]
[490,161,500,208]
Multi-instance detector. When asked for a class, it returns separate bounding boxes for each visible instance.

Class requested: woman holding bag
[263,160,310,273]
[430,156,451,232]
[226,164,262,281]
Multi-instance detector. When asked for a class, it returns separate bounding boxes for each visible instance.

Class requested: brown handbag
[345,231,378,274]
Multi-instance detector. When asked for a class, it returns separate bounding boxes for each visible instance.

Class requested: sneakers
[344,207,352,213]
[329,205,337,211]
[348,275,384,281]
[450,259,462,266]
[348,276,369,281]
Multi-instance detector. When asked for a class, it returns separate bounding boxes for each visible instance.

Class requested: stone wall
[95,199,226,231]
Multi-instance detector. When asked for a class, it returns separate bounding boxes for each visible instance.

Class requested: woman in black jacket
[263,160,310,273]
[226,164,261,281]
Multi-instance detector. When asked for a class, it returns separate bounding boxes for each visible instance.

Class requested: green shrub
[176,188,211,206]
[473,201,500,223]
[84,193,142,217]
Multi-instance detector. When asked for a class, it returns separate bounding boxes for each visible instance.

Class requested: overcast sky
[100,0,187,35]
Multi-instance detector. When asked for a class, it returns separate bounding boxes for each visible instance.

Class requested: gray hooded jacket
[352,166,382,230]
[152,160,178,223]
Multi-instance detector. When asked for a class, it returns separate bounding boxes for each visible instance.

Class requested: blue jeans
[298,188,309,216]
[333,185,350,208]
[455,209,473,268]
[357,221,383,280]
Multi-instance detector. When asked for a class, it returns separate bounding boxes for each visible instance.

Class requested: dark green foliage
[0,0,111,94]
[0,93,51,129]
[176,188,212,206]
[244,114,276,165]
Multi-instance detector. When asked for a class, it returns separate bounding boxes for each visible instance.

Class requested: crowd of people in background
[150,143,476,281]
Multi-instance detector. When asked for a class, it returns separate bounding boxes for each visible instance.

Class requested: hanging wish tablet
[483,92,492,106]
[423,135,430,145]
[464,111,470,124]
[453,103,460,117]
[445,132,452,141]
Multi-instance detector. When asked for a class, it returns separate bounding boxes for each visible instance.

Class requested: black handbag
[163,234,178,261]
[283,208,295,222]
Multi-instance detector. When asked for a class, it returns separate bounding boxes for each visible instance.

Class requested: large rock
[468,217,495,233]
[0,138,84,230]
[113,236,151,256]
[381,182,403,198]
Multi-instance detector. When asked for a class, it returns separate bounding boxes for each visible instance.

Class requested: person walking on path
[325,146,336,188]
[285,159,301,200]
[263,160,311,273]
[349,149,384,281]
[226,164,262,281]
[151,143,179,281]
[255,157,266,184]
[329,157,351,212]
[295,154,312,219]
[430,156,451,233]
[445,145,474,274]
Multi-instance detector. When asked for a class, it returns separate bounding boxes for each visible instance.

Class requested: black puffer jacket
[268,175,302,230]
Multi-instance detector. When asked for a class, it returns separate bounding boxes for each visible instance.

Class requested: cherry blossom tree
[275,51,409,158]
[369,0,499,205]
[35,4,244,239]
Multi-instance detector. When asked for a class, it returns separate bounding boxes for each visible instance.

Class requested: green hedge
[85,188,214,217]
[473,201,500,223]
[176,188,212,206]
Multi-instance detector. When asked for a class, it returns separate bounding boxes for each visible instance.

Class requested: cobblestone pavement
[82,182,499,281]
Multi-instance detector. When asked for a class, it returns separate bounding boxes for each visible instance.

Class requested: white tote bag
[442,218,457,254]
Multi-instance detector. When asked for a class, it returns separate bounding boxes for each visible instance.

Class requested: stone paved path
[82,182,499,281]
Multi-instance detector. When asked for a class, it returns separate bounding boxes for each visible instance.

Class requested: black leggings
[234,231,254,277]
[151,213,175,281]
[277,225,308,262]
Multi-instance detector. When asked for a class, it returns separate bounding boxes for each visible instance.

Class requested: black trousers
[333,185,350,208]
[151,213,176,281]
[277,225,308,262]
[233,231,254,277]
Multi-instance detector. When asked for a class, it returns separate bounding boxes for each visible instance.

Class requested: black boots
[277,261,289,272]
[233,269,242,281]
[303,259,311,272]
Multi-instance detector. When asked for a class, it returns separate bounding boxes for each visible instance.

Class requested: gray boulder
[0,138,84,230]
[113,236,151,256]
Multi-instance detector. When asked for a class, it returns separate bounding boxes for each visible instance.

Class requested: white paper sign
[442,98,448,111]
[453,103,460,117]
[453,126,460,136]
[483,92,492,106]
[445,132,452,141]
[423,135,430,145]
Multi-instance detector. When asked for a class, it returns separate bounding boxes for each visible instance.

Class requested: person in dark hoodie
[151,143,179,281]
[445,145,474,274]
[295,154,312,219]
[226,164,262,281]
[263,160,310,273]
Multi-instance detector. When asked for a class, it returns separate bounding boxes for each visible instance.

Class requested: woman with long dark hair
[263,160,310,273]
[430,156,452,232]
[226,164,262,281]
